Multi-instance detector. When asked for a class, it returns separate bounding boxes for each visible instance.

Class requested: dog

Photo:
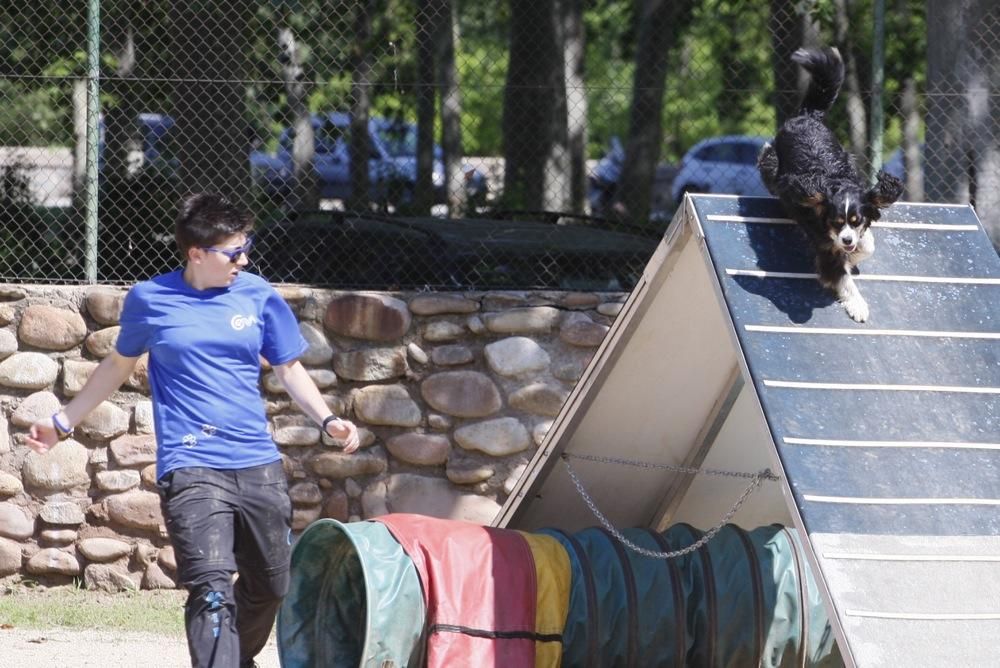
[757,47,903,322]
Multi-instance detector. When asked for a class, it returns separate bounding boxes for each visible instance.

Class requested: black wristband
[321,415,341,433]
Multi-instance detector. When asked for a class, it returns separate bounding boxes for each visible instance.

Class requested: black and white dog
[758,47,903,322]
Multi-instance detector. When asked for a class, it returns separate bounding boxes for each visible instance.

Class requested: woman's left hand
[325,418,361,453]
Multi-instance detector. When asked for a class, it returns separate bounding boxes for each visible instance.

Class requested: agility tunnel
[277,513,841,667]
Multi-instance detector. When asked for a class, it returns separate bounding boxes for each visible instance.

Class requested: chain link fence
[0,1,996,289]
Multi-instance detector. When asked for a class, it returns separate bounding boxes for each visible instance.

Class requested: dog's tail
[793,47,844,115]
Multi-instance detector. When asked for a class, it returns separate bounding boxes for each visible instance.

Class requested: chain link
[561,453,779,560]
[1,3,986,288]
[564,452,781,481]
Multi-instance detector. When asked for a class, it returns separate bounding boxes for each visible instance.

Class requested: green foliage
[584,66,634,158]
[881,1,928,151]
[456,47,507,155]
[584,0,634,62]
[581,1,634,156]
[0,81,71,146]
[0,0,930,171]
[669,1,777,155]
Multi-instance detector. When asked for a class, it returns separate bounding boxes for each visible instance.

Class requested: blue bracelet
[51,412,73,438]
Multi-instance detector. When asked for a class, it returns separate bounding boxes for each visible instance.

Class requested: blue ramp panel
[690,195,1000,668]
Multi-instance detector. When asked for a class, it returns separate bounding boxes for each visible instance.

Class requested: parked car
[100,112,486,206]
[253,112,487,205]
[670,135,770,204]
[883,143,923,182]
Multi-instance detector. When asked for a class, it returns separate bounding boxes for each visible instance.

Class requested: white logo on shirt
[231,314,259,331]
[182,434,198,448]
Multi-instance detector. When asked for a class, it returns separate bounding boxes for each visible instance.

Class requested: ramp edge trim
[705,214,979,231]
[745,324,1000,339]
[726,268,1000,284]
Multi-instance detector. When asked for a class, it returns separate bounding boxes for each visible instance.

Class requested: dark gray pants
[157,461,292,668]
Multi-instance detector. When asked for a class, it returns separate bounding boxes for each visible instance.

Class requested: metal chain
[564,452,781,481]
[561,453,779,560]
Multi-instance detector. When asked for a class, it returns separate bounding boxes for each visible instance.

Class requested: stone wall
[0,284,625,591]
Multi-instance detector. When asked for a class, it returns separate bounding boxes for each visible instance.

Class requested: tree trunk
[925,0,999,247]
[414,0,441,215]
[502,0,569,212]
[768,0,806,127]
[965,1,1000,246]
[71,78,87,207]
[278,26,318,212]
[563,0,587,215]
[613,0,696,225]
[900,76,924,200]
[170,0,253,207]
[348,0,378,214]
[438,0,467,217]
[832,0,867,164]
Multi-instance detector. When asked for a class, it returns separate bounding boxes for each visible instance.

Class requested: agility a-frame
[497,194,1000,667]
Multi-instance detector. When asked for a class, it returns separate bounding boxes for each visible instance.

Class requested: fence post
[85,0,101,283]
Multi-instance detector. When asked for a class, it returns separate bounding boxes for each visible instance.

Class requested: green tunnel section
[277,517,842,667]
[277,519,426,668]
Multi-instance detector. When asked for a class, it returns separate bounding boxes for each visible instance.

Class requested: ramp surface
[694,195,1000,667]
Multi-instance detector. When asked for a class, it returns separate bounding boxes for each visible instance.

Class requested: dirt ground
[0,580,283,667]
[0,627,281,667]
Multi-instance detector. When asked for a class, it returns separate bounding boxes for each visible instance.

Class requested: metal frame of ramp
[495,193,1000,667]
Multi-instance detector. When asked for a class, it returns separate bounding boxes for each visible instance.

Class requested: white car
[671,135,771,204]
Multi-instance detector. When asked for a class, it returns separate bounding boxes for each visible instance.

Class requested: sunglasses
[201,236,254,263]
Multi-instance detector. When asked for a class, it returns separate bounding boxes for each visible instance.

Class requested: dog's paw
[842,294,869,322]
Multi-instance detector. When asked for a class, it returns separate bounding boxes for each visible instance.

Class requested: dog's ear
[861,170,903,221]
[863,170,904,210]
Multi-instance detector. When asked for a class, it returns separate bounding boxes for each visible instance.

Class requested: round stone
[77,537,132,562]
[323,294,411,341]
[421,371,501,418]
[26,548,80,575]
[454,418,531,457]
[386,433,451,466]
[18,305,87,351]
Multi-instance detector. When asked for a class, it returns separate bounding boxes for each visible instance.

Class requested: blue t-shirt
[116,270,308,479]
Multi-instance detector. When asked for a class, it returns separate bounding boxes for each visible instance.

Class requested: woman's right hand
[27,418,60,453]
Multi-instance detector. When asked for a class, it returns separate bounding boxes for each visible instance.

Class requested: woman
[27,192,360,668]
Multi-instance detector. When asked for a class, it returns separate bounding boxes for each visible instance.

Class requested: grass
[0,579,186,636]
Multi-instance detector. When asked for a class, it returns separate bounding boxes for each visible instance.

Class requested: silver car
[671,135,771,204]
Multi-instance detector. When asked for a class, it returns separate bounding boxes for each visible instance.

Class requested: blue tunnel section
[541,524,841,668]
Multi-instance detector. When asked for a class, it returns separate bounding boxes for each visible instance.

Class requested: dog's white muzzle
[838,228,858,251]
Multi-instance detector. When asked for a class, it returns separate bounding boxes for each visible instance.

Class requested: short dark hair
[174,193,254,257]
